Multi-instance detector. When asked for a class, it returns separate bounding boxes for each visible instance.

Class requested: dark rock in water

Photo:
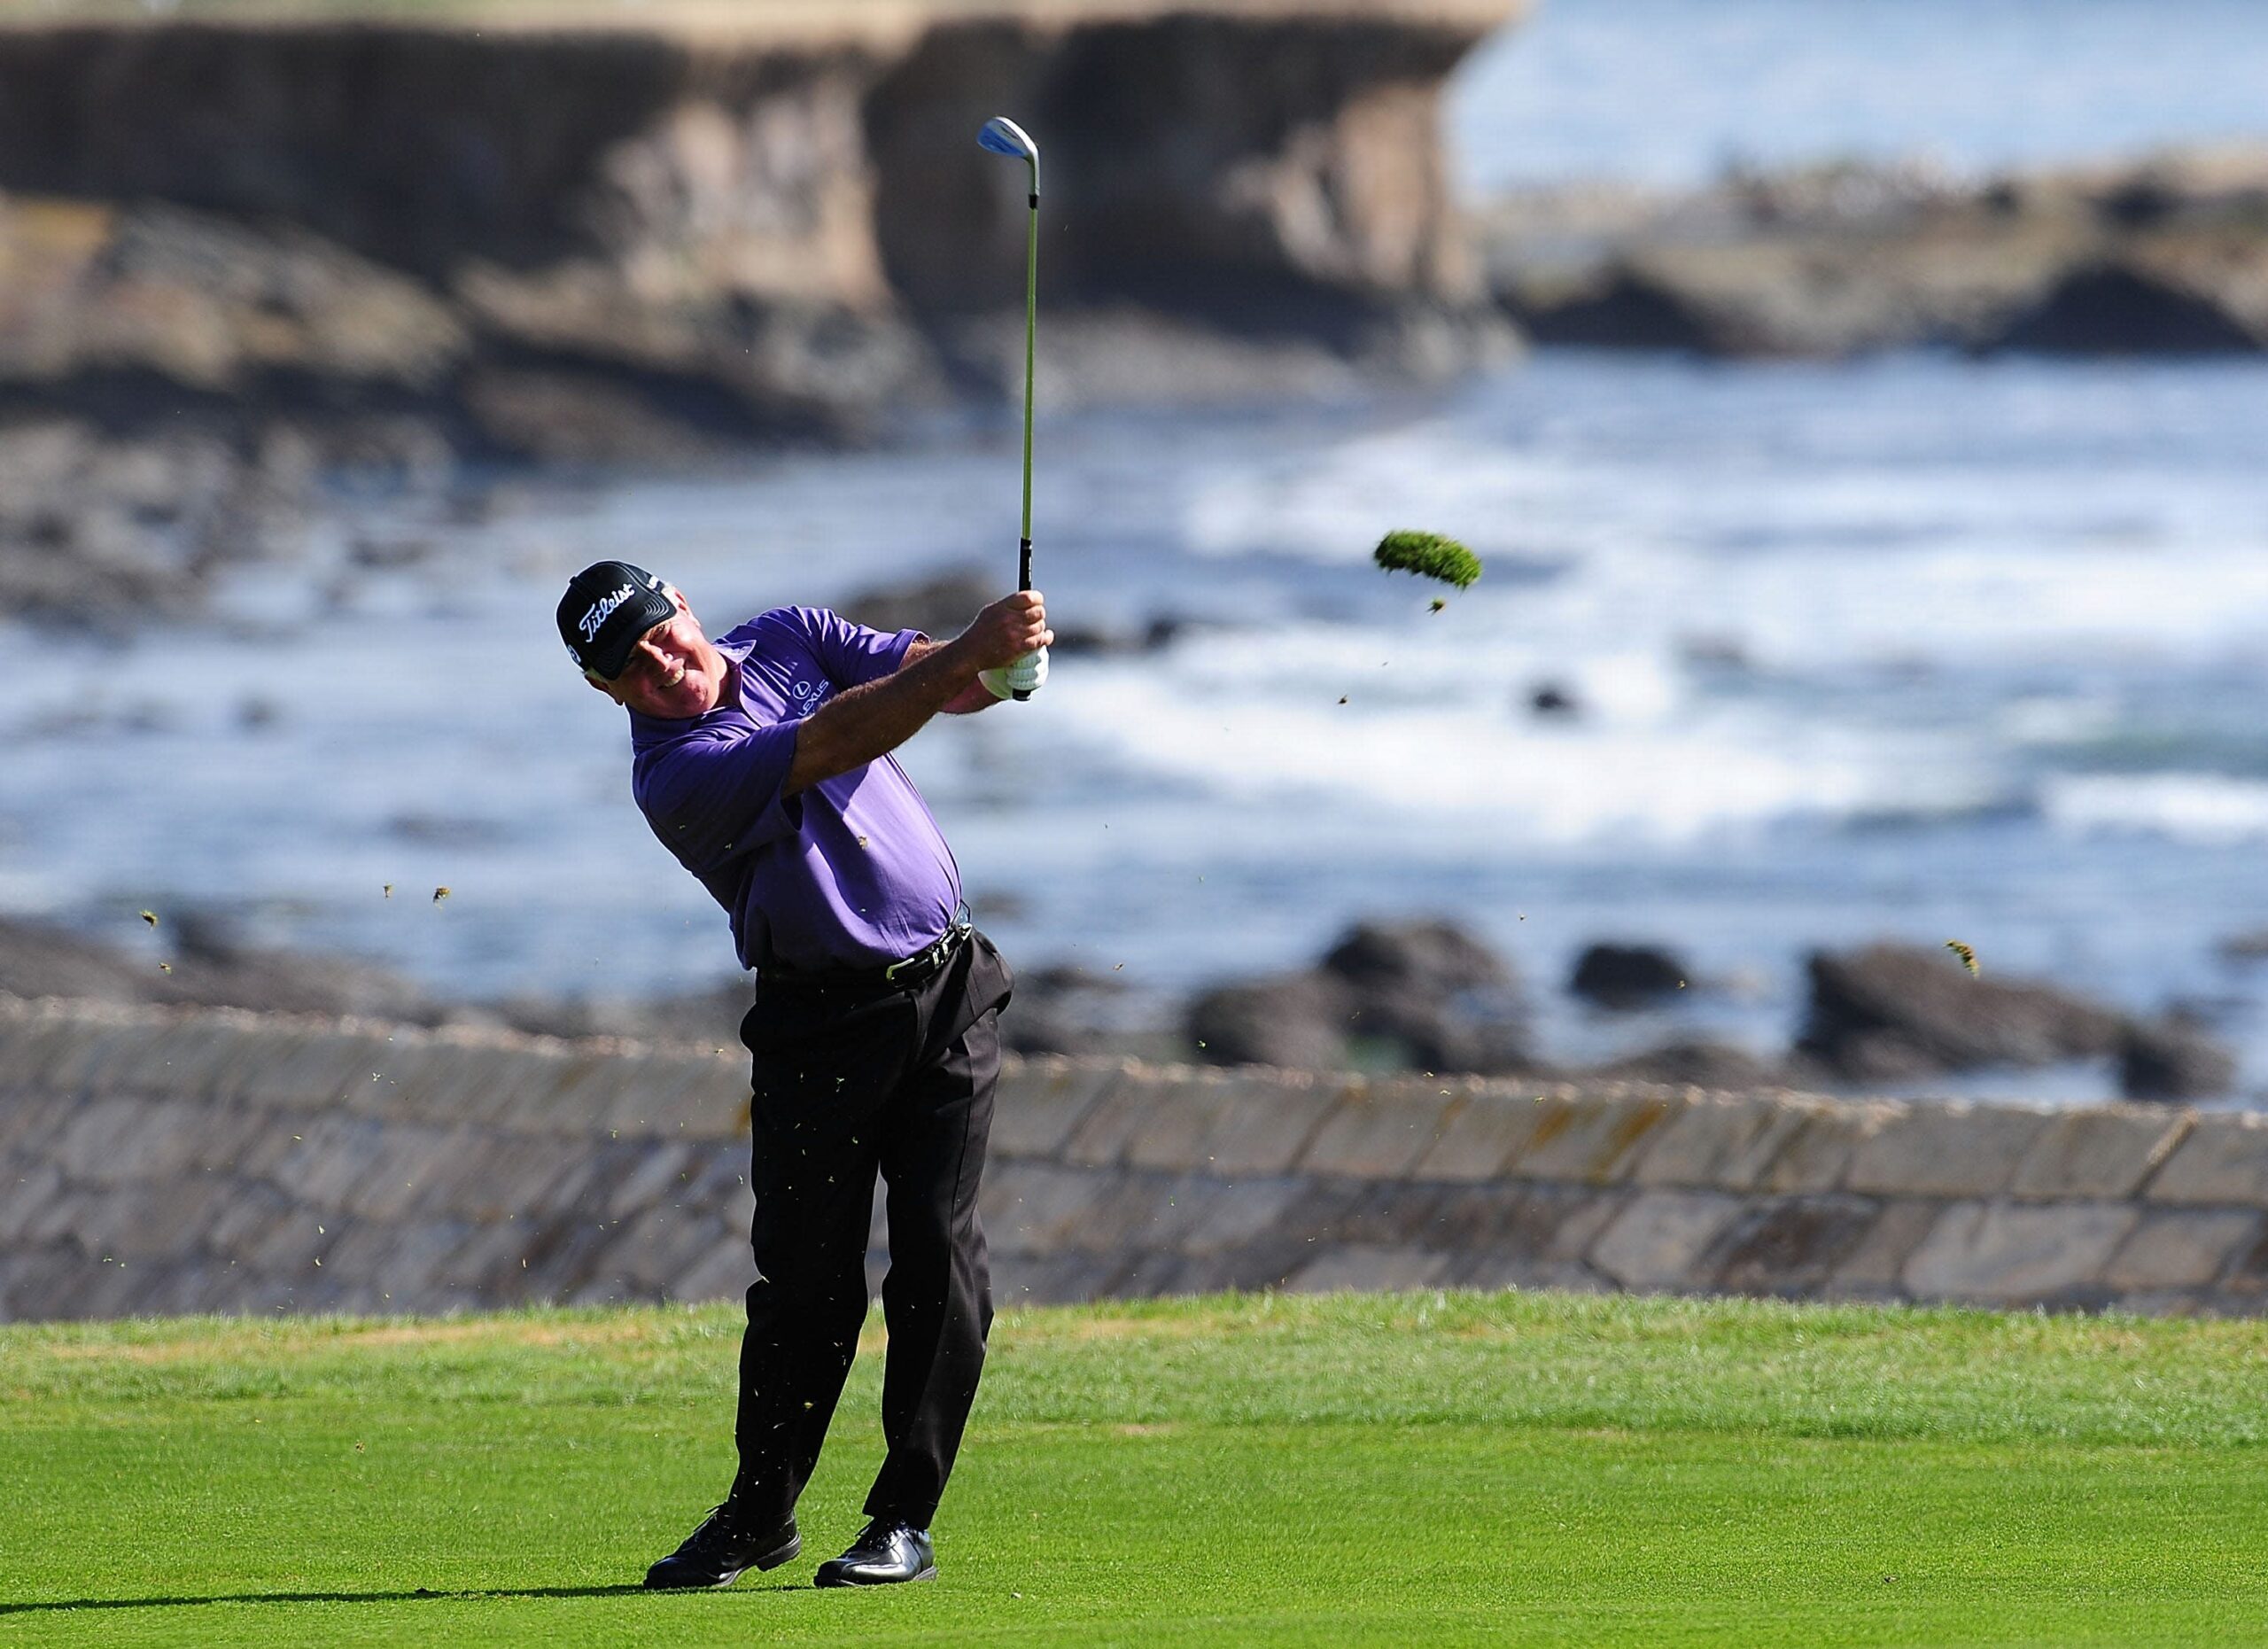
[1185,971,1351,1071]
[1514,265,1714,351]
[1797,942,2125,1079]
[1321,918,1514,997]
[1592,1038,1790,1091]
[0,912,455,1027]
[1569,943,1689,1010]
[2118,1015,2239,1102]
[1318,918,1530,1074]
[1527,682,1580,717]
[1991,257,2263,354]
[2218,929,2268,963]
[840,567,996,642]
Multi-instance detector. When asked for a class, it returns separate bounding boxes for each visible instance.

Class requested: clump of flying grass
[1373,529,1482,590]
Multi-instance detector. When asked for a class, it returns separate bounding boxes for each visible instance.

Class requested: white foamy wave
[2045,774,2268,844]
[1042,641,1971,846]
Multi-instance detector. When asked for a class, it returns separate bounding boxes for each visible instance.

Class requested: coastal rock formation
[2118,1015,2240,1103]
[1797,942,2125,1081]
[1569,942,1689,1010]
[1187,916,1529,1074]
[1481,147,2268,358]
[0,2,1518,611]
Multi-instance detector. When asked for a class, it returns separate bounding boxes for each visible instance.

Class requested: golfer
[555,560,1050,1590]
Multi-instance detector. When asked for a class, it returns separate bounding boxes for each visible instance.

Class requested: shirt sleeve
[632,719,804,875]
[793,606,920,689]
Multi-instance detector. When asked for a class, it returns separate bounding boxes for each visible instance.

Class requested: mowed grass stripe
[4,1290,2266,1646]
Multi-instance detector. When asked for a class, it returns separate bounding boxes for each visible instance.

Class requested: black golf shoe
[642,1505,800,1590]
[813,1518,937,1587]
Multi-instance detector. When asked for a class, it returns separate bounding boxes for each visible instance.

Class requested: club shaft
[1018,182,1037,585]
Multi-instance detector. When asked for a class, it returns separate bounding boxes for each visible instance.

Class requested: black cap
[557,561,675,680]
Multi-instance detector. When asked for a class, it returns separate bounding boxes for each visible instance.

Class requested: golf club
[978,114,1044,700]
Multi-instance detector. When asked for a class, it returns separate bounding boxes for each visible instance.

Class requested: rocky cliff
[0,1,1519,614]
[0,2,1517,455]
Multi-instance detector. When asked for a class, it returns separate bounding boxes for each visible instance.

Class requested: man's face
[591,595,727,719]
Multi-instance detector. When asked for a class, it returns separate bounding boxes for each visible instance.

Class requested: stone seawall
[4,993,2266,1322]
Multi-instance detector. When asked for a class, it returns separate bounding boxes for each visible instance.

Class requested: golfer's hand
[980,647,1049,700]
[963,589,1052,671]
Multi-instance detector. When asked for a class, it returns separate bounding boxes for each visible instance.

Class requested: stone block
[1845,1104,2053,1199]
[2009,1108,2193,1202]
[51,1096,203,1185]
[599,1053,738,1137]
[1099,1069,1337,1178]
[1710,1196,1884,1295]
[431,1134,574,1221]
[1587,1191,1747,1292]
[265,1115,390,1210]
[322,1219,472,1296]
[977,1162,1115,1256]
[1410,1088,1556,1182]
[1169,1179,1297,1261]
[2147,1112,2268,1206]
[598,1197,711,1306]
[1631,1094,1798,1190]
[2104,1210,2260,1292]
[0,1093,76,1155]
[235,1029,390,1112]
[515,1213,622,1302]
[1824,1200,1941,1294]
[1427,1182,1626,1264]
[0,1159,66,1243]
[1750,1101,1897,1194]
[671,1226,755,1303]
[1901,1202,2139,1303]
[18,1022,121,1097]
[206,1182,298,1261]
[82,1173,239,1260]
[502,1050,631,1136]
[239,1206,341,1276]
[990,1058,1119,1160]
[1281,1243,1452,1295]
[1265,1178,1438,1248]
[336,1040,442,1121]
[1511,1092,1679,1186]
[71,1023,201,1097]
[328,1124,454,1221]
[600,1141,700,1219]
[1297,1077,1462,1178]
[183,1107,286,1174]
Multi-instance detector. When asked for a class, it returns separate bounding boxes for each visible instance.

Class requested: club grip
[1014,534,1033,699]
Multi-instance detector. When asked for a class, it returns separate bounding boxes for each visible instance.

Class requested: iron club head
[978,115,1040,191]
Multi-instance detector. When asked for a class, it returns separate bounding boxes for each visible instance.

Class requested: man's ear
[585,672,625,704]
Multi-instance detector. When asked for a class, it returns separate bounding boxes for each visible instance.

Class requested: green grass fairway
[4,1290,2267,1646]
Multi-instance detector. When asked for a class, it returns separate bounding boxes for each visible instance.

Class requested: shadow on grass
[1,1581,807,1614]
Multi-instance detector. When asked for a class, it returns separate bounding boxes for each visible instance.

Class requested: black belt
[759,908,974,993]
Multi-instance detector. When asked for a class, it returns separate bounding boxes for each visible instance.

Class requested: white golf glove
[980,647,1049,700]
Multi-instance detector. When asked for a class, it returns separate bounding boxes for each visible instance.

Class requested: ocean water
[7,355,2267,1103]
[6,1,2268,1102]
[1451,0,2268,191]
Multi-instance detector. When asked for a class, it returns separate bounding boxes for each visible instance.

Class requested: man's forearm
[784,639,982,795]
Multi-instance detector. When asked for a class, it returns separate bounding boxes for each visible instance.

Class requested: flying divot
[1374,530,1482,592]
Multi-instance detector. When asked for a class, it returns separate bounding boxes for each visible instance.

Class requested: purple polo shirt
[628,606,961,972]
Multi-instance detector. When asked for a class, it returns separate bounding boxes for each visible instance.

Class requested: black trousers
[726,930,1012,1532]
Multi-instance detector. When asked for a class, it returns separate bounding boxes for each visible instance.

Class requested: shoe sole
[644,1530,801,1591]
[813,1564,937,1589]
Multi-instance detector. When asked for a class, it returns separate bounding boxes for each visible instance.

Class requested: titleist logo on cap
[579,584,636,642]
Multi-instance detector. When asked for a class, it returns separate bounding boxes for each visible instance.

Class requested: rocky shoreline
[1475,144,2268,358]
[0,3,1513,619]
[4,908,2251,1106]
